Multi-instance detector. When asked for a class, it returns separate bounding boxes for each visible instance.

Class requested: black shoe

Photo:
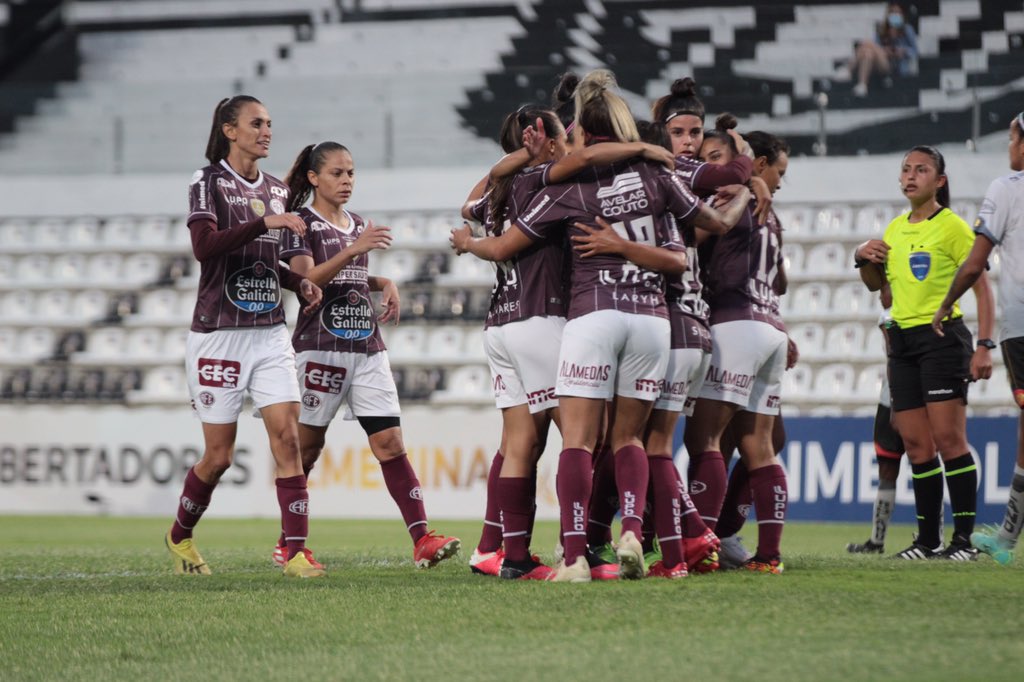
[938,534,979,562]
[498,557,551,580]
[846,539,884,554]
[894,541,943,560]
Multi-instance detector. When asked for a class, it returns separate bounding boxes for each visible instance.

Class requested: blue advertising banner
[675,416,1018,525]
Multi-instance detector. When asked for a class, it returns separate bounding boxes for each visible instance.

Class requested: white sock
[997,465,1024,547]
[871,482,897,545]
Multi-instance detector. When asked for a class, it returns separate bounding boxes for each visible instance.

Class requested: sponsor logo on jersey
[598,172,650,217]
[197,358,241,388]
[302,392,322,409]
[270,186,288,198]
[270,198,285,215]
[217,178,237,189]
[288,499,309,515]
[321,290,375,340]
[310,221,329,232]
[493,374,506,393]
[225,195,249,206]
[250,198,266,217]
[304,362,346,394]
[195,174,208,210]
[521,195,550,224]
[766,395,781,408]
[198,391,215,406]
[909,251,931,281]
[225,261,281,313]
[705,366,755,389]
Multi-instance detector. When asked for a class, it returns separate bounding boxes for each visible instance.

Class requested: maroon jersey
[673,154,753,199]
[516,159,695,320]
[279,207,386,355]
[665,217,711,352]
[479,163,568,328]
[187,160,292,332]
[704,202,785,331]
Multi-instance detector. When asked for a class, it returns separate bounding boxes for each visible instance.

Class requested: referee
[855,145,995,560]
[933,113,1024,565]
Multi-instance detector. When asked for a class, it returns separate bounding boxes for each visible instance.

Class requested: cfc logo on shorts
[304,362,346,394]
[197,358,241,388]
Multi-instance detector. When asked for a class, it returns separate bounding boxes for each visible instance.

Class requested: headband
[664,110,703,124]
[565,120,576,137]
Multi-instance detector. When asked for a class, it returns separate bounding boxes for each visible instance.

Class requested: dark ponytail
[205,95,263,164]
[551,72,579,141]
[636,120,671,151]
[702,112,740,155]
[747,130,790,166]
[905,145,950,207]
[490,106,562,228]
[651,77,705,124]
[284,141,351,212]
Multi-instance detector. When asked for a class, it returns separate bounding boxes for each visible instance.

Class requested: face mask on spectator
[888,13,904,28]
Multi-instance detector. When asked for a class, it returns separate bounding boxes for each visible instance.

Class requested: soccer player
[932,112,1024,565]
[278,141,460,569]
[848,289,906,554]
[165,96,326,578]
[455,69,750,582]
[855,145,995,560]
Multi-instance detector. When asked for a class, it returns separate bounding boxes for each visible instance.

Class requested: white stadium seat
[131,366,187,404]
[383,325,428,363]
[0,219,32,250]
[812,363,856,401]
[804,242,850,276]
[16,254,51,284]
[373,250,419,284]
[824,321,866,359]
[431,365,492,405]
[790,282,830,318]
[462,327,487,362]
[0,255,14,284]
[782,364,813,400]
[1,290,34,322]
[102,217,140,248]
[162,328,189,360]
[36,290,73,322]
[426,325,467,361]
[854,204,895,237]
[87,254,124,285]
[71,290,110,323]
[0,327,17,360]
[122,253,161,285]
[50,253,89,284]
[80,327,128,362]
[855,365,888,403]
[788,322,825,360]
[781,242,804,273]
[777,206,813,237]
[33,218,68,248]
[812,205,853,237]
[829,281,876,319]
[17,327,56,361]
[125,328,164,361]
[67,218,101,247]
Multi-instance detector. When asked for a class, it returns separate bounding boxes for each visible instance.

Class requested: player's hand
[352,220,392,255]
[522,117,549,159]
[856,239,889,264]
[727,128,754,158]
[970,347,993,381]
[299,279,322,314]
[712,184,749,209]
[786,336,800,370]
[572,216,625,258]
[265,213,307,237]
[749,176,773,224]
[450,223,474,255]
[641,143,675,169]
[931,303,954,336]
[378,279,401,325]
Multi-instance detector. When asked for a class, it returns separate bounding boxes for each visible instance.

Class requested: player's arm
[461,175,489,220]
[368,276,400,325]
[854,239,890,291]
[571,217,687,275]
[545,143,674,184]
[931,235,993,334]
[290,221,393,288]
[690,184,751,235]
[967,268,995,380]
[450,222,533,262]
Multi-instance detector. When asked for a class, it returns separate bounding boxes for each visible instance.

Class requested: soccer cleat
[743,555,784,574]
[691,553,720,574]
[971,527,1015,566]
[938,534,979,562]
[683,530,721,567]
[846,539,885,554]
[499,557,553,580]
[413,531,461,569]
[718,535,754,569]
[283,549,327,578]
[549,555,592,583]
[616,530,645,580]
[165,531,211,575]
[893,541,944,560]
[644,549,663,570]
[592,542,617,565]
[553,541,564,565]
[469,548,504,576]
[585,547,619,580]
[647,560,688,579]
[272,542,287,567]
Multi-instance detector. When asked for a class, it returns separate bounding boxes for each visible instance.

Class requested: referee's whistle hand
[855,239,889,263]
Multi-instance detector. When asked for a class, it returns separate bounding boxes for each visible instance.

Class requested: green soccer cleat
[971,527,1015,566]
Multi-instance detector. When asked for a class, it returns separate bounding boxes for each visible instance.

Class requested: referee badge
[909,251,931,281]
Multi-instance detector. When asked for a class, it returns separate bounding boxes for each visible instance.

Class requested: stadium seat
[829,281,876,319]
[440,253,495,286]
[36,290,73,323]
[426,325,467,361]
[122,253,161,286]
[431,365,493,405]
[102,217,139,248]
[812,363,856,401]
[16,254,51,285]
[17,327,57,361]
[162,328,189,360]
[0,327,17,360]
[373,249,419,284]
[782,364,813,400]
[87,254,125,285]
[0,219,32,250]
[855,364,887,404]
[72,290,111,323]
[777,206,813,237]
[423,213,458,247]
[382,325,428,363]
[824,322,866,360]
[789,282,831,319]
[79,327,128,363]
[854,204,896,237]
[1,290,34,323]
[50,253,89,284]
[34,218,68,249]
[135,289,185,324]
[0,255,14,285]
[67,218,101,247]
[812,205,853,237]
[462,327,487,363]
[135,216,173,247]
[125,328,164,362]
[130,366,187,404]
[781,242,804,273]
[787,322,825,360]
[804,242,850,276]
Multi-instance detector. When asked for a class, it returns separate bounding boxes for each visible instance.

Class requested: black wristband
[977,338,996,350]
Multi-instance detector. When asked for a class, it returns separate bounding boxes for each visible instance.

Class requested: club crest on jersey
[270,198,285,215]
[225,261,281,313]
[909,251,931,281]
[322,290,374,340]
[250,198,266,217]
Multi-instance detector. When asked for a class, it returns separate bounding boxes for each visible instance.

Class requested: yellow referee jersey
[883,207,974,328]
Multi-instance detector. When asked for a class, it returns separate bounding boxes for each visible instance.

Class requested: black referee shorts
[887,318,972,412]
[1001,337,1024,410]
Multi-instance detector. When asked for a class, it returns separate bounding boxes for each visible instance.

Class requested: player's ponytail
[490,106,561,228]
[552,72,580,141]
[906,145,950,207]
[204,95,262,165]
[284,141,350,212]
[574,69,639,143]
[652,77,705,124]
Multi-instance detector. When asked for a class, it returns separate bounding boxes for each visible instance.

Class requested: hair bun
[715,112,738,131]
[553,72,580,105]
[671,77,697,98]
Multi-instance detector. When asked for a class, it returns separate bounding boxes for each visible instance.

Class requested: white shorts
[484,316,564,413]
[296,350,401,428]
[697,320,787,415]
[186,325,300,424]
[654,348,710,414]
[556,310,670,401]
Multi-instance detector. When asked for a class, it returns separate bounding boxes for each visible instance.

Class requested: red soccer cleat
[469,548,504,576]
[647,560,689,579]
[274,544,324,570]
[743,555,784,574]
[413,530,461,569]
[683,530,721,566]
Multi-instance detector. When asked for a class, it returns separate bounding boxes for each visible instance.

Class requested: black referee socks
[943,453,978,539]
[911,457,944,549]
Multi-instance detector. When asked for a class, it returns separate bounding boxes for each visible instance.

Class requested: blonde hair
[573,69,639,143]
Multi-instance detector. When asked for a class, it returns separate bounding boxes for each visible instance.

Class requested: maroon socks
[477,451,505,553]
[649,456,684,567]
[380,454,428,543]
[749,464,788,559]
[171,466,216,544]
[275,474,310,560]
[614,444,649,538]
[688,450,727,530]
[497,476,534,563]
[586,445,617,547]
[557,448,593,564]
[716,459,752,539]
[675,466,708,538]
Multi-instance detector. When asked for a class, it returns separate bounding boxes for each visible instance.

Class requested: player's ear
[307,169,318,188]
[221,122,237,143]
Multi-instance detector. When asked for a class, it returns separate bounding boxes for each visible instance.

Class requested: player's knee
[202,447,234,478]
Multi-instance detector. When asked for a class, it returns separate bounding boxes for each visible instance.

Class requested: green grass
[2,517,1023,681]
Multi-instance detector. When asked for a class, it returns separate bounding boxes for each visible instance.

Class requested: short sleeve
[975,178,1009,246]
[515,184,575,242]
[279,221,312,261]
[659,168,699,224]
[187,168,217,226]
[947,213,975,267]
[467,196,488,223]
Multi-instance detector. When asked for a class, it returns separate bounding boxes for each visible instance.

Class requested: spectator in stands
[932,112,1024,566]
[165,95,326,578]
[278,141,461,570]
[848,3,918,97]
[855,145,994,560]
[452,69,750,582]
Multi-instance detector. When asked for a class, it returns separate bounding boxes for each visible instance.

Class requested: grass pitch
[2,516,1022,681]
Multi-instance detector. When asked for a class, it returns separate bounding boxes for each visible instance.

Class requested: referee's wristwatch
[977,338,996,350]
